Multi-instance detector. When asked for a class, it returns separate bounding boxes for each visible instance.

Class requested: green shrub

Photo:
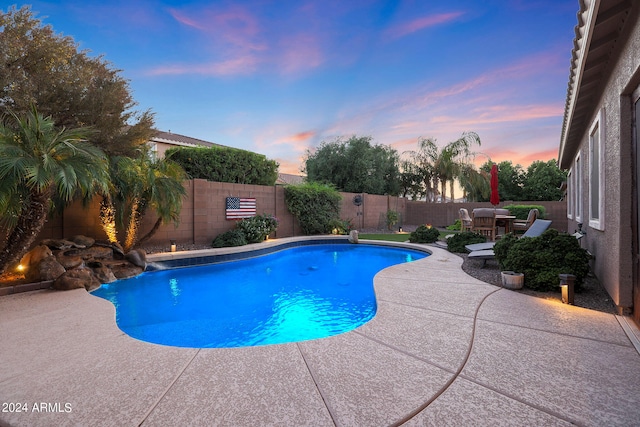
[328,218,354,235]
[386,210,399,230]
[492,232,519,262]
[503,204,546,220]
[285,182,342,235]
[166,146,278,185]
[447,232,487,253]
[447,219,462,231]
[494,229,590,292]
[212,229,247,248]
[235,213,279,243]
[409,225,440,243]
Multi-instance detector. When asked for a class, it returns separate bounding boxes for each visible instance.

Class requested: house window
[567,169,573,219]
[575,153,582,222]
[589,109,605,230]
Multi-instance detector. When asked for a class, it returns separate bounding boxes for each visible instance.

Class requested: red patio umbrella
[490,163,500,206]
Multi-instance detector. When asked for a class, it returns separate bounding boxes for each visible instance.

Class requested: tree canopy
[0,5,154,157]
[523,160,567,201]
[479,159,566,201]
[304,136,401,195]
[167,146,279,185]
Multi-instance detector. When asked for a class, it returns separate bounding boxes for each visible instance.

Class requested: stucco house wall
[560,0,640,314]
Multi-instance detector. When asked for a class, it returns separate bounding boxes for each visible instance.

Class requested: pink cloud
[518,149,558,164]
[276,158,305,175]
[168,6,264,51]
[281,131,316,143]
[147,56,259,76]
[278,34,325,74]
[386,12,465,39]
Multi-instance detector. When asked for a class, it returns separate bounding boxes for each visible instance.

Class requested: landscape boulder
[55,252,84,269]
[110,262,143,279]
[70,235,95,248]
[20,245,52,268]
[17,237,150,292]
[54,267,101,291]
[26,255,66,282]
[125,249,147,270]
[40,239,79,250]
[67,246,113,261]
[88,261,117,283]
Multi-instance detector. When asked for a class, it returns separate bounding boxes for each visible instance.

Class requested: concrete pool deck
[1,240,640,426]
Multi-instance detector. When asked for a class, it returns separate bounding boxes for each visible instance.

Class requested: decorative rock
[26,255,66,282]
[125,249,147,270]
[348,230,359,244]
[109,263,143,279]
[66,246,113,260]
[94,241,125,258]
[40,239,78,250]
[87,261,117,284]
[70,235,95,248]
[53,267,101,291]
[55,252,84,269]
[20,245,53,268]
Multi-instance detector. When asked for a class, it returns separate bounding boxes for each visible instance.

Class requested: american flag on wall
[225,197,257,220]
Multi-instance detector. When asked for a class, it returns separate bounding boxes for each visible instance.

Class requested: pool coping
[146,235,433,269]
[2,239,640,426]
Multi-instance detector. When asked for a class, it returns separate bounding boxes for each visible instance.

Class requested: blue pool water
[91,243,427,348]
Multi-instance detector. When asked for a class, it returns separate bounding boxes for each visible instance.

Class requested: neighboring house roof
[276,173,305,185]
[151,130,225,149]
[558,0,633,169]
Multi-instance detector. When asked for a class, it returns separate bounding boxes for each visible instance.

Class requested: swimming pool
[92,243,428,348]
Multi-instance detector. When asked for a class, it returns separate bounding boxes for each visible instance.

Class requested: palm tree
[459,164,490,201]
[404,137,440,202]
[100,151,186,252]
[436,132,482,202]
[0,107,108,274]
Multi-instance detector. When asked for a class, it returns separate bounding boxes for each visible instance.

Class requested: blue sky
[11,0,578,174]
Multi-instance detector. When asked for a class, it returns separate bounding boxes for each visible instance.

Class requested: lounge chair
[465,219,552,253]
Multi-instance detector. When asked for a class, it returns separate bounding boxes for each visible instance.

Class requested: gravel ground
[458,252,618,314]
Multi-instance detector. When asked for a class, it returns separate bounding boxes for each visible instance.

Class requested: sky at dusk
[8,0,579,174]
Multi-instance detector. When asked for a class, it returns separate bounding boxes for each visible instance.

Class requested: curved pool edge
[145,235,433,270]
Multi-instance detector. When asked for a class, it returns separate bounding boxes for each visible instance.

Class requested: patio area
[1,242,639,426]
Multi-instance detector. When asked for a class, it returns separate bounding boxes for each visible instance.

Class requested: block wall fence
[35,179,567,248]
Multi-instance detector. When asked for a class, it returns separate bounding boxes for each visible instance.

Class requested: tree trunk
[123,198,141,253]
[135,217,163,248]
[450,180,455,203]
[0,188,53,275]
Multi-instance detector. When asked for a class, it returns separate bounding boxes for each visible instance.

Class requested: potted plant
[500,271,524,290]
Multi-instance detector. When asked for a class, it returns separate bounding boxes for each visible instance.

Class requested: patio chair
[512,209,538,233]
[471,208,497,241]
[459,208,473,232]
[465,219,552,252]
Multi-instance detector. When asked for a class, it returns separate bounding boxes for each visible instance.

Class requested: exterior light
[559,274,575,304]
[170,240,177,252]
[16,264,25,272]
